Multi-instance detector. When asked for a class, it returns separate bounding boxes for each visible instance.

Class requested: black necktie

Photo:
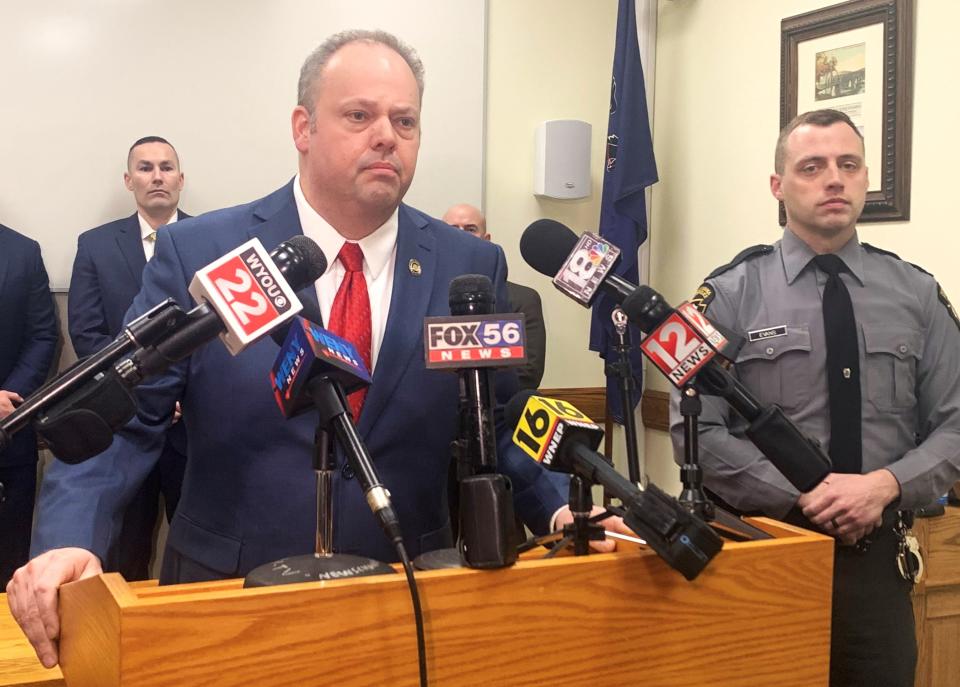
[813,254,862,474]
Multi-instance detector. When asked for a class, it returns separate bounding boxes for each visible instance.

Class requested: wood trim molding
[641,390,670,432]
[538,387,608,423]
[539,386,671,433]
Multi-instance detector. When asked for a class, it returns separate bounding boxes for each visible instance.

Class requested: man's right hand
[5,548,102,668]
[0,390,24,420]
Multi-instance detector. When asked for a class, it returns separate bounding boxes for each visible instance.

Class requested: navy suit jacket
[68,210,191,356]
[68,210,190,453]
[0,225,59,467]
[34,183,567,581]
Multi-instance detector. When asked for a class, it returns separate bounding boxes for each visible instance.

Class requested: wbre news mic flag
[589,0,658,424]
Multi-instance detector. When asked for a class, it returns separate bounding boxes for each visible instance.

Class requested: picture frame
[780,0,914,223]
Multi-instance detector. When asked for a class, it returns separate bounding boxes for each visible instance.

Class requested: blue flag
[589,0,658,424]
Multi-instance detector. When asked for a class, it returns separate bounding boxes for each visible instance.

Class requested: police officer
[670,109,960,686]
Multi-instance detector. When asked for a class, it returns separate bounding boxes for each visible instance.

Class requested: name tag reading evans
[747,325,787,342]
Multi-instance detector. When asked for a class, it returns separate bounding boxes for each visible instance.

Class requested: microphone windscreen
[519,219,579,277]
[273,235,328,290]
[449,274,495,315]
[504,388,538,431]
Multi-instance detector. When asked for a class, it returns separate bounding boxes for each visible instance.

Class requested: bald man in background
[443,203,546,389]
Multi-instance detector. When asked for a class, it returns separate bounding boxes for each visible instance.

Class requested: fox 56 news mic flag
[189,238,303,355]
[588,0,659,424]
[423,314,527,369]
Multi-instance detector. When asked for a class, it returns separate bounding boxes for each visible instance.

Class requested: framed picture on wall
[780,0,914,223]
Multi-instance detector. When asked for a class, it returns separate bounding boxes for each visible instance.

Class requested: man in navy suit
[67,136,190,582]
[0,225,58,587]
[9,30,627,668]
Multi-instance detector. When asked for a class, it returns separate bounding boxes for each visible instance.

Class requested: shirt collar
[137,210,178,239]
[781,226,864,286]
[293,173,397,279]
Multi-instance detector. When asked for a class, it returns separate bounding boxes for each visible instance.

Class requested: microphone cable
[394,540,428,687]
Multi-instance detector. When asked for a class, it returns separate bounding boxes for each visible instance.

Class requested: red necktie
[327,242,371,420]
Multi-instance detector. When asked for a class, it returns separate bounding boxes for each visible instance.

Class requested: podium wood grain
[1,518,833,686]
[56,518,831,687]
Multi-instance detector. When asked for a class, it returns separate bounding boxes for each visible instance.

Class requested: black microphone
[448,275,500,472]
[119,235,327,382]
[506,390,722,580]
[444,274,517,568]
[519,219,830,493]
[520,219,635,304]
[5,236,327,464]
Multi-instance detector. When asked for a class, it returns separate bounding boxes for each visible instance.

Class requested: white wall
[645,0,960,491]
[0,0,486,289]
[485,0,619,390]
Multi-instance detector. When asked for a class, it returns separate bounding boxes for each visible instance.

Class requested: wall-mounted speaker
[533,119,592,200]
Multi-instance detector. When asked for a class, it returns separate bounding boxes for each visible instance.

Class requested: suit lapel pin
[408,258,422,276]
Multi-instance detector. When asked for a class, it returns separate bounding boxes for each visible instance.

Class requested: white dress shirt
[138,210,179,261]
[293,174,397,372]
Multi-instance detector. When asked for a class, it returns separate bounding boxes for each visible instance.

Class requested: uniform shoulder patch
[690,283,716,314]
[706,244,774,280]
[863,244,960,331]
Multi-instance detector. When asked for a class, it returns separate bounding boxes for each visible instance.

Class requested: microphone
[271,317,371,419]
[519,219,830,493]
[521,220,741,362]
[419,275,525,569]
[117,236,326,384]
[520,219,635,305]
[506,391,722,580]
[269,320,402,548]
[6,236,327,464]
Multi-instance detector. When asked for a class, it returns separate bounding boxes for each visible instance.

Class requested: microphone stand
[543,476,605,557]
[415,366,518,570]
[604,307,644,487]
[0,300,185,456]
[245,379,395,587]
[677,381,773,542]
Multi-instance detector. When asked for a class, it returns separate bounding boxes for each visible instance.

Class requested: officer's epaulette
[705,244,774,280]
[863,243,960,332]
[689,244,773,314]
[861,242,906,263]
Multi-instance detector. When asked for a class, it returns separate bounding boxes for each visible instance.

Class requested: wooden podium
[2,518,833,687]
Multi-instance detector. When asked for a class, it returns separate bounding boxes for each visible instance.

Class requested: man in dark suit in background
[67,136,190,581]
[442,203,546,389]
[0,224,58,587]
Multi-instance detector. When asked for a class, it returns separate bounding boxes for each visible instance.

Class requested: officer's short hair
[127,136,179,169]
[774,109,863,174]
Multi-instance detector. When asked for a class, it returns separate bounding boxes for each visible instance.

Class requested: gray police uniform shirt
[669,228,960,518]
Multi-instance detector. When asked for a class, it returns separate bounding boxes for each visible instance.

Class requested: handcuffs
[895,510,924,584]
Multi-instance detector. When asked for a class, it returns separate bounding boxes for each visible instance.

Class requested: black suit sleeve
[507,282,546,390]
[3,242,58,396]
[68,235,112,358]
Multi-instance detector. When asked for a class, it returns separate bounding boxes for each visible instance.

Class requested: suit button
[342,464,355,480]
